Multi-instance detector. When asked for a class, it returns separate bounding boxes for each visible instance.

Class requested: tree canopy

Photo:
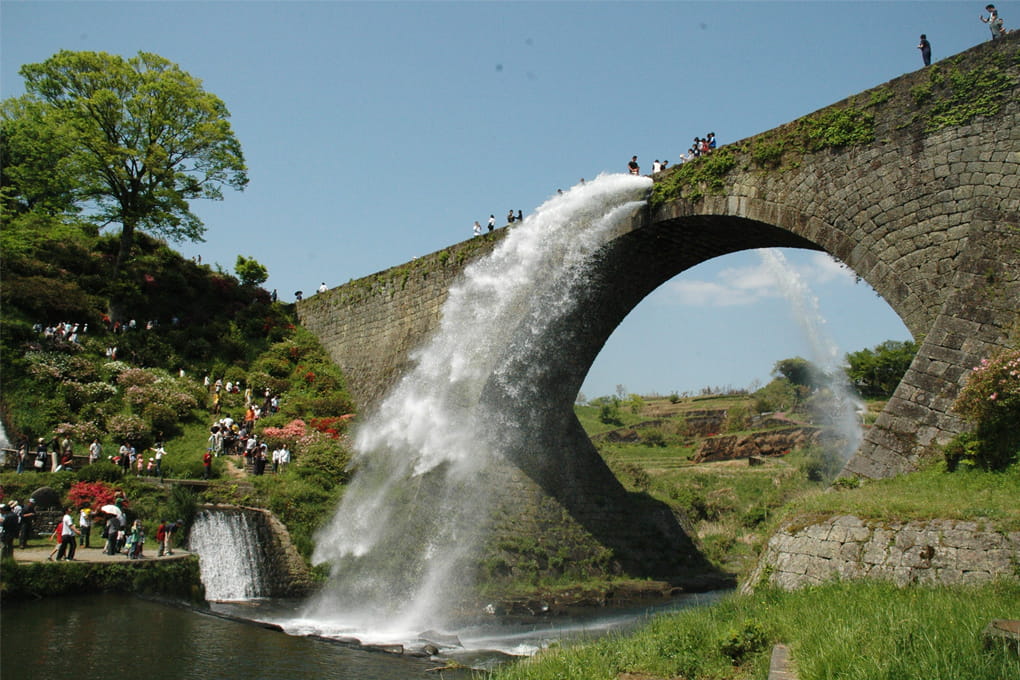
[235,254,269,287]
[845,340,917,398]
[2,50,247,277]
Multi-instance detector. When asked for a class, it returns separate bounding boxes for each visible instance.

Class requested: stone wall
[299,35,1020,482]
[744,515,1020,592]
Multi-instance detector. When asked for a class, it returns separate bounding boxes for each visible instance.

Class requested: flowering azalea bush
[947,349,1020,469]
[67,480,121,510]
[105,414,150,446]
[53,420,103,444]
[117,367,158,388]
[309,415,354,439]
[260,419,308,449]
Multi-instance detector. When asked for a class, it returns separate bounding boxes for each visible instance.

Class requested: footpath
[11,544,193,564]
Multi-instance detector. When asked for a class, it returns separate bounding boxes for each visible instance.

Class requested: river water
[1,591,724,679]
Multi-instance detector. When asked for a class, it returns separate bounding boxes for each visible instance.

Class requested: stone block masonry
[745,515,1020,592]
[300,35,1020,481]
[298,35,1020,584]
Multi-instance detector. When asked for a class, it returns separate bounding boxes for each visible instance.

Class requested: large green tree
[8,50,248,277]
[845,339,918,398]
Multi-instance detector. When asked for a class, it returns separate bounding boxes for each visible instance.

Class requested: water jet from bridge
[301,174,653,640]
[758,248,863,465]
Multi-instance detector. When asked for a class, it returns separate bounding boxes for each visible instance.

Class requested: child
[126,519,144,559]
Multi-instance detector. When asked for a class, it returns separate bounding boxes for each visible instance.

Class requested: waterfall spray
[757,249,864,463]
[301,174,653,639]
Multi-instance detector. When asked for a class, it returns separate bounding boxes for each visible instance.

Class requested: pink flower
[989,393,998,401]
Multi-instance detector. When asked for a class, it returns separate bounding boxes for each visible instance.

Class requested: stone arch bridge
[298,37,1019,581]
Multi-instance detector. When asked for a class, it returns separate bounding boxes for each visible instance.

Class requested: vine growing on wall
[911,54,1017,133]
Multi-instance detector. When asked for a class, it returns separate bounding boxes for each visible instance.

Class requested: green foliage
[750,139,786,168]
[789,444,844,482]
[785,462,1020,530]
[918,59,1018,132]
[650,148,736,205]
[718,619,770,665]
[723,403,751,432]
[845,339,918,398]
[235,254,269,287]
[772,356,825,389]
[950,349,1020,469]
[2,557,205,602]
[597,398,622,425]
[11,50,248,273]
[799,106,875,151]
[75,461,124,483]
[488,581,1020,680]
[752,377,797,413]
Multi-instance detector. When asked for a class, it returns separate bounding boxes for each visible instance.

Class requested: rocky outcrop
[694,427,820,463]
[744,515,1020,592]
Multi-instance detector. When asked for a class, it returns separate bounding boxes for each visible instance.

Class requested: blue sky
[2,1,1009,399]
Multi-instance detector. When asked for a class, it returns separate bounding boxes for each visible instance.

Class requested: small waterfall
[190,508,271,601]
[302,174,653,639]
[757,249,864,463]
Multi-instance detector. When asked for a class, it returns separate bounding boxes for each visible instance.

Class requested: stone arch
[298,36,1020,581]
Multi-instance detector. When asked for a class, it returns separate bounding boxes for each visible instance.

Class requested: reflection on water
[1,591,725,679]
[1,595,434,680]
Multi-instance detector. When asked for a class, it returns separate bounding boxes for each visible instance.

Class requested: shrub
[105,414,152,448]
[951,349,1020,469]
[53,421,103,445]
[76,462,124,483]
[67,480,122,510]
[116,367,157,388]
[718,619,770,665]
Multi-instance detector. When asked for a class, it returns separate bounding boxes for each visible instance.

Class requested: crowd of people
[473,209,524,236]
[0,495,184,563]
[628,131,718,179]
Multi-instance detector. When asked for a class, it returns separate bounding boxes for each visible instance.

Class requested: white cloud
[661,251,860,308]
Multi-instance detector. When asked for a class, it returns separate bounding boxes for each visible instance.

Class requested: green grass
[786,462,1020,531]
[485,580,1020,680]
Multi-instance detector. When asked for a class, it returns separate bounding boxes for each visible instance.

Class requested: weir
[189,505,312,601]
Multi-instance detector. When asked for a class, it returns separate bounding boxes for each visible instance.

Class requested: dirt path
[10,544,194,564]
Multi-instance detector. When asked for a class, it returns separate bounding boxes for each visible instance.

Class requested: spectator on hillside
[318,282,328,293]
[981,5,1006,39]
[628,156,640,175]
[918,34,932,65]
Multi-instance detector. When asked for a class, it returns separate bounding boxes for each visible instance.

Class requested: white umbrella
[100,504,125,521]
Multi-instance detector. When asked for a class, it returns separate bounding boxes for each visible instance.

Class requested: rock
[418,629,463,648]
[30,486,61,508]
[982,619,1020,654]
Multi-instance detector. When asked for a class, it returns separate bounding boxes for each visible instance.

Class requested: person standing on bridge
[628,156,640,175]
[917,34,932,66]
[981,5,1006,39]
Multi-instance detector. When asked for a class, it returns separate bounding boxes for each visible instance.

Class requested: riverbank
[486,580,1020,680]
[1,546,205,602]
